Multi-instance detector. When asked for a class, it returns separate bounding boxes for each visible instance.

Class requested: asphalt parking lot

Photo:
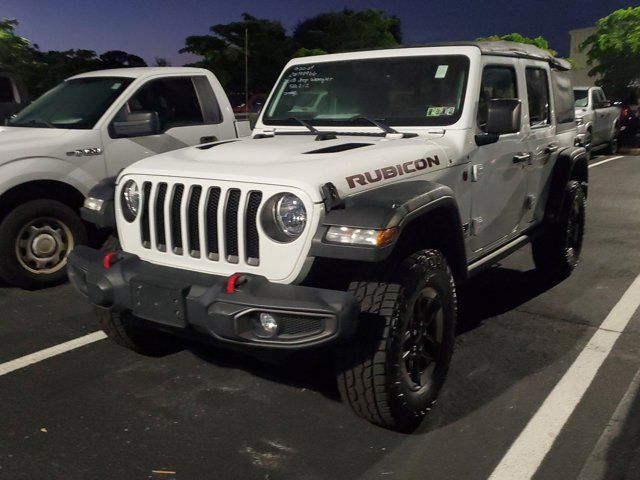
[1,153,640,480]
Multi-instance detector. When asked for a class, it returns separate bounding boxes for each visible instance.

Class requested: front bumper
[68,246,359,350]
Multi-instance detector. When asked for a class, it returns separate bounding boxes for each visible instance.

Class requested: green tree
[580,7,640,99]
[292,9,401,54]
[181,13,292,94]
[0,19,34,70]
[99,50,147,69]
[476,33,558,56]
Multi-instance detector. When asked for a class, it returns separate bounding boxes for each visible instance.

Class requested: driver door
[470,61,529,253]
[103,75,224,176]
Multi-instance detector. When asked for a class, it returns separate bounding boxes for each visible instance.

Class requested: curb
[619,147,640,155]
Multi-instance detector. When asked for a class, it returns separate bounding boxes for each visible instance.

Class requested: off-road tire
[532,180,586,279]
[95,307,180,357]
[0,199,87,289]
[336,249,457,431]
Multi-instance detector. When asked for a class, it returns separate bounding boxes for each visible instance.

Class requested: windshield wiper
[348,116,418,138]
[9,118,56,129]
[287,117,337,141]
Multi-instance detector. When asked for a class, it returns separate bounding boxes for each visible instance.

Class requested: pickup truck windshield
[9,77,133,129]
[263,55,470,127]
[574,89,588,108]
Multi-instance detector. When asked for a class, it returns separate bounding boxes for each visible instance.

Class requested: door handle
[200,135,217,144]
[513,153,531,164]
[545,144,559,154]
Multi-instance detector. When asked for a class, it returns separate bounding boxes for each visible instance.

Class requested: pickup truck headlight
[121,180,140,222]
[576,117,585,127]
[262,193,307,242]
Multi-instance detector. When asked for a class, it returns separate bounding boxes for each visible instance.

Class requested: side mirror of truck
[486,99,521,135]
[476,99,522,146]
[112,111,160,138]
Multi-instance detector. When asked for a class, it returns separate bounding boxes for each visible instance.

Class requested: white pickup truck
[574,86,620,156]
[0,67,249,288]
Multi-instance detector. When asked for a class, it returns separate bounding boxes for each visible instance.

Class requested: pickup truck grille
[138,181,263,266]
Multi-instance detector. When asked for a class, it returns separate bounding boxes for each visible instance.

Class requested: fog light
[259,312,279,336]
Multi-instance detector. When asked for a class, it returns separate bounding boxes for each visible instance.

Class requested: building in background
[569,26,597,87]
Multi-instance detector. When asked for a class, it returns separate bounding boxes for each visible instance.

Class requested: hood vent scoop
[304,143,373,155]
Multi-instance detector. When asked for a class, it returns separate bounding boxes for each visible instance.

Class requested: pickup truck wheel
[336,250,456,431]
[605,135,619,155]
[584,129,593,160]
[95,307,180,357]
[0,199,87,289]
[532,180,586,279]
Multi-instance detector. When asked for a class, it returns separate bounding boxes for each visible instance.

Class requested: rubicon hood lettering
[346,155,441,189]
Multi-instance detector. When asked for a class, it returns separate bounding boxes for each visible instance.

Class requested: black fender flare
[544,146,588,224]
[81,177,117,229]
[310,180,467,281]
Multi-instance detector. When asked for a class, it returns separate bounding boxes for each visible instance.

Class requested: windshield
[574,89,589,108]
[263,55,470,127]
[9,77,133,129]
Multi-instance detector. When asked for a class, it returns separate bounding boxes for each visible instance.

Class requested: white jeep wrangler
[69,42,587,431]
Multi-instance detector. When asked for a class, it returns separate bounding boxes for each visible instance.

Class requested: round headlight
[121,180,140,222]
[261,193,307,242]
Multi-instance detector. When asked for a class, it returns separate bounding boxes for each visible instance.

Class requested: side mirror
[485,99,522,135]
[112,111,160,138]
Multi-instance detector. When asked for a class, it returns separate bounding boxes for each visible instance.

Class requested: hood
[123,133,457,202]
[0,126,72,163]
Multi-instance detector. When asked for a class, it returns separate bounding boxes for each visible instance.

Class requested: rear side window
[477,65,518,132]
[126,77,204,131]
[551,70,575,128]
[0,76,15,103]
[525,68,550,127]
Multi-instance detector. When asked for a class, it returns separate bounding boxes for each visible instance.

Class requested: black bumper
[67,246,359,350]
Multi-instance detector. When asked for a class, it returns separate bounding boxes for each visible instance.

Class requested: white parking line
[589,155,625,169]
[0,331,107,377]
[489,274,640,480]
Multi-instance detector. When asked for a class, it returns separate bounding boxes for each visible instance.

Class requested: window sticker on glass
[435,65,449,79]
[426,106,456,117]
[111,82,122,90]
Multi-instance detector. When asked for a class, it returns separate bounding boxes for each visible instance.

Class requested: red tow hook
[226,273,247,293]
[102,252,119,269]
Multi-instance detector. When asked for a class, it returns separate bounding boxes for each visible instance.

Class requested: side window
[124,77,204,131]
[0,76,15,103]
[525,68,550,127]
[477,65,518,132]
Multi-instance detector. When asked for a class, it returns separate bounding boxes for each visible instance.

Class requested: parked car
[0,72,29,122]
[0,67,250,288]
[232,93,267,115]
[70,42,586,431]
[574,86,620,157]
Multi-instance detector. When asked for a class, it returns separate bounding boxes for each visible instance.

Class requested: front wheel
[0,199,87,289]
[532,180,586,279]
[335,250,457,431]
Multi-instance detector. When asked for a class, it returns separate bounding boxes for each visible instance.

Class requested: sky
[2,0,636,66]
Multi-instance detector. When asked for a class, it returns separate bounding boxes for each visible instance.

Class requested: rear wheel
[532,180,586,279]
[0,199,87,289]
[335,250,457,431]
[605,128,619,154]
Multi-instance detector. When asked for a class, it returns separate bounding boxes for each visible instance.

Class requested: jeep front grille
[138,181,264,266]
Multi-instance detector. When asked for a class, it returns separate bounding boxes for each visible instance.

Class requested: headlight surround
[120,180,140,222]
[261,193,307,242]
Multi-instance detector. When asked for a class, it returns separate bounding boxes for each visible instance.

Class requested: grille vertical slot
[205,187,221,260]
[187,186,202,257]
[155,183,167,251]
[170,184,184,254]
[140,182,152,248]
[225,189,241,263]
[245,191,262,265]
